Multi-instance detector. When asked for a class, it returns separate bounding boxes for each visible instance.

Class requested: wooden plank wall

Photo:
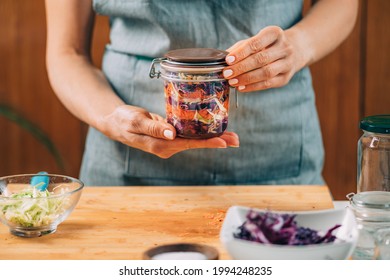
[310,1,362,199]
[0,0,87,177]
[0,0,389,200]
[365,0,390,116]
[312,0,389,199]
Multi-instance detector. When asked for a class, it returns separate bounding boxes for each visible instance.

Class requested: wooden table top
[0,185,334,260]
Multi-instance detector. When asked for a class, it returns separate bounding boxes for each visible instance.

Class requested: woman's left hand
[223,26,307,92]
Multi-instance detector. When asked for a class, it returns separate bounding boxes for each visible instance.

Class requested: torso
[80,0,324,186]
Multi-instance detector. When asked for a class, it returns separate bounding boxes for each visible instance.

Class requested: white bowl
[220,206,358,260]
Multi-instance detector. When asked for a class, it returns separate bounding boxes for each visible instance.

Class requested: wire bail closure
[149,58,165,79]
[149,57,239,108]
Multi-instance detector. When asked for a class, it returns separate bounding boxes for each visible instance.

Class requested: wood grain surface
[0,185,334,260]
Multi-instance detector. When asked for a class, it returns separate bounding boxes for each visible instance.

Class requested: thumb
[141,118,176,140]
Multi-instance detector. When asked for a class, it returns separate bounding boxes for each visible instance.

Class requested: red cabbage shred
[234,210,341,246]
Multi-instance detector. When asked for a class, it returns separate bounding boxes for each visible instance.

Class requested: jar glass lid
[164,48,228,63]
[360,115,390,134]
[349,191,390,209]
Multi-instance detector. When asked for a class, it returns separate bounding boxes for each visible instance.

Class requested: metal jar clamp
[149,56,239,108]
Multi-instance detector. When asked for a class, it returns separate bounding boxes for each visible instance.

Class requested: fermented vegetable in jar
[149,48,232,139]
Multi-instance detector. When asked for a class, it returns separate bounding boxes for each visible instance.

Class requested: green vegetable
[0,184,69,228]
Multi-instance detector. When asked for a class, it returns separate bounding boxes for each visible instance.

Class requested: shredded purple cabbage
[234,210,341,246]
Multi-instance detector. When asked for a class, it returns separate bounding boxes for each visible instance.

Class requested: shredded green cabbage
[0,183,70,228]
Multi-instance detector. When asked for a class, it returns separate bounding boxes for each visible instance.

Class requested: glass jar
[347,191,390,259]
[357,115,390,193]
[374,227,390,259]
[149,48,232,139]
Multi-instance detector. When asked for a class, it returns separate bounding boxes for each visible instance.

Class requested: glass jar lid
[164,48,228,64]
[149,48,229,78]
[347,191,390,209]
[360,115,390,134]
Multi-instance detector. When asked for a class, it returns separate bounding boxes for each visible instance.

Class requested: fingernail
[164,129,174,140]
[226,56,235,64]
[223,69,233,78]
[229,79,238,85]
[229,145,240,148]
[238,85,245,91]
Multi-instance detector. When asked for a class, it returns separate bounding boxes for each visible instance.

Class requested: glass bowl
[0,174,84,237]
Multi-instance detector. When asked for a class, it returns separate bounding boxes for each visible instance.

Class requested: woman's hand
[223,26,306,92]
[223,0,359,92]
[100,105,240,159]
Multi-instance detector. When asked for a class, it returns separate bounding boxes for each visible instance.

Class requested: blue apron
[80,0,325,186]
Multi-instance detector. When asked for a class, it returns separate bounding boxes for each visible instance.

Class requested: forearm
[287,0,358,68]
[45,0,124,132]
[47,52,124,131]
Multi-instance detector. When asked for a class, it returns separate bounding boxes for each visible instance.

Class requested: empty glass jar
[149,48,231,139]
[357,115,390,193]
[347,191,390,259]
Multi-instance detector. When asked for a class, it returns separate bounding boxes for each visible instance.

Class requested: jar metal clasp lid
[148,57,239,108]
[346,192,355,201]
[149,57,165,79]
[347,191,390,209]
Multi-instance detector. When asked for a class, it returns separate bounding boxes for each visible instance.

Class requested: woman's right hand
[100,105,240,158]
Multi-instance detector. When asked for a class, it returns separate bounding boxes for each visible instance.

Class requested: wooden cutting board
[0,185,334,260]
